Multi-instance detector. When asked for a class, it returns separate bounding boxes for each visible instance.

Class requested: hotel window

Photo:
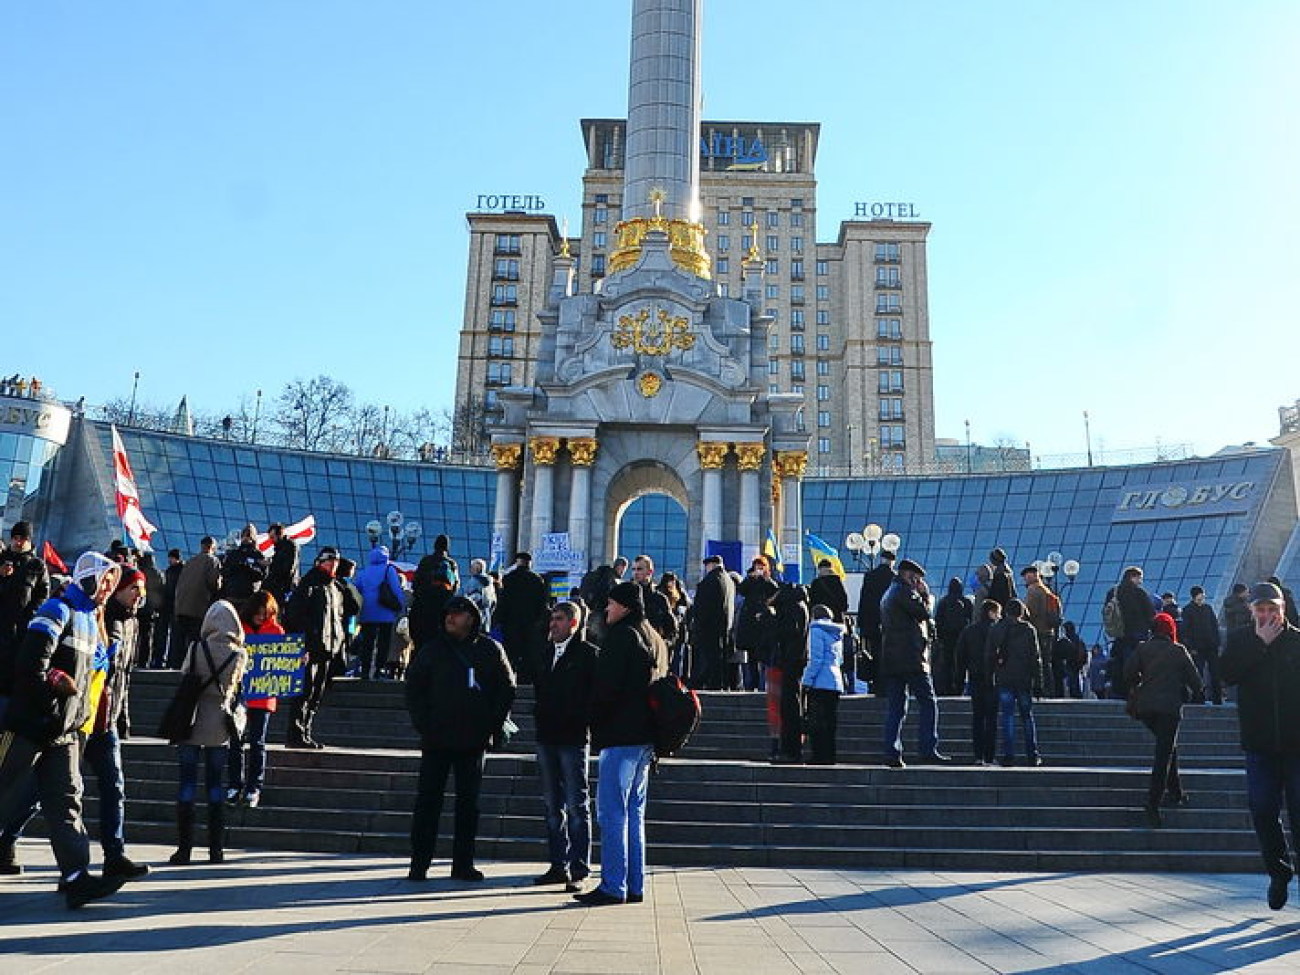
[791,334,805,354]
[791,309,805,329]
[742,197,755,206]
[493,258,520,281]
[791,360,805,380]
[769,333,780,351]
[877,346,903,366]
[876,266,901,287]
[591,255,606,276]
[765,283,780,299]
[493,233,521,255]
[488,310,516,332]
[876,317,903,339]
[718,234,730,252]
[818,438,831,454]
[765,308,777,318]
[595,207,608,224]
[816,359,830,376]
[816,385,830,402]
[791,284,805,302]
[816,285,830,301]
[790,213,804,228]
[877,370,904,393]
[796,409,806,430]
[817,410,831,427]
[742,211,755,226]
[792,384,804,396]
[880,424,906,448]
[790,236,804,252]
[593,231,607,249]
[487,362,513,385]
[790,198,804,208]
[766,211,780,228]
[875,294,902,313]
[716,257,729,274]
[491,284,518,305]
[768,359,779,375]
[487,336,514,358]
[765,234,779,252]
[595,193,608,203]
[769,384,780,394]
[816,333,830,351]
[718,282,730,297]
[718,211,730,225]
[742,234,753,250]
[816,260,829,275]
[765,258,779,275]
[791,259,805,279]
[875,242,901,262]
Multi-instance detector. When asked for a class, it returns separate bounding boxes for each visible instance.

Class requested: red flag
[256,515,316,553]
[110,425,158,548]
[42,540,69,574]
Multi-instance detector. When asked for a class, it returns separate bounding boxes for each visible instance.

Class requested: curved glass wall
[0,394,72,533]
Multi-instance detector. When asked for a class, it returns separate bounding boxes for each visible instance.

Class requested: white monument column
[696,441,728,559]
[528,436,560,552]
[566,437,598,562]
[736,443,764,567]
[489,443,523,559]
[775,450,808,578]
[623,0,702,222]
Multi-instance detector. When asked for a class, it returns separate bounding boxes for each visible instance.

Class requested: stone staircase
[55,670,1261,873]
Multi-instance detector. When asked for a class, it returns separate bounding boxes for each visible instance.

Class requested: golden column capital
[774,449,809,480]
[528,436,562,466]
[567,437,599,467]
[696,441,729,470]
[489,442,523,471]
[734,443,765,472]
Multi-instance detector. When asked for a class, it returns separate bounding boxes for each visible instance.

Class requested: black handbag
[155,639,232,743]
[378,574,403,613]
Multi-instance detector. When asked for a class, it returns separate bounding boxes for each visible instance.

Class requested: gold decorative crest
[528,436,561,466]
[611,308,696,357]
[637,372,663,398]
[696,441,729,470]
[734,443,766,472]
[567,437,598,466]
[774,450,809,479]
[489,442,522,471]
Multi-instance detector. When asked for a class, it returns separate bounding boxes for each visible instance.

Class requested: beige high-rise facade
[455,119,936,474]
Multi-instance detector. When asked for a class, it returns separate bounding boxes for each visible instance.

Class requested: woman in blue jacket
[353,546,407,680]
[801,605,845,764]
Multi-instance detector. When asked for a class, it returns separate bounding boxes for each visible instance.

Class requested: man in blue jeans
[878,559,949,768]
[530,600,597,892]
[988,599,1044,767]
[1222,582,1300,910]
[574,582,666,906]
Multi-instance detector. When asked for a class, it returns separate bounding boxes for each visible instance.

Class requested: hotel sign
[1111,480,1257,522]
[700,133,768,170]
[854,202,921,219]
[0,399,72,445]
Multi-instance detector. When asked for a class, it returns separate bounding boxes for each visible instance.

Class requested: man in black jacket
[988,600,1044,767]
[632,555,678,646]
[690,555,734,690]
[285,547,346,749]
[530,600,596,891]
[879,559,947,767]
[1112,566,1154,700]
[495,552,549,681]
[956,599,1001,765]
[150,548,184,667]
[574,582,666,907]
[933,577,974,696]
[219,524,267,611]
[264,523,300,603]
[809,560,851,689]
[0,521,49,708]
[405,595,515,883]
[856,550,896,694]
[1182,586,1222,705]
[771,584,810,763]
[1222,582,1300,910]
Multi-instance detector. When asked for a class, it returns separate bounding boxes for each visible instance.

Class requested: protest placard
[243,634,307,701]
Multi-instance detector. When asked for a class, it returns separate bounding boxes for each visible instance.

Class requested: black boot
[208,802,226,864]
[0,840,21,876]
[168,802,195,865]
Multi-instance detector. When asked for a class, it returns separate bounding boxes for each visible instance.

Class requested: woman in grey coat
[170,600,247,865]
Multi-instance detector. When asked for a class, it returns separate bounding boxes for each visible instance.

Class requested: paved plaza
[3,841,1300,973]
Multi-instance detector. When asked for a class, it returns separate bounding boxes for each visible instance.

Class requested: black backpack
[647,674,702,760]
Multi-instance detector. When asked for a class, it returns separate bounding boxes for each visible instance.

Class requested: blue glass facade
[92,423,496,565]
[0,394,72,532]
[65,423,1295,646]
[617,494,689,579]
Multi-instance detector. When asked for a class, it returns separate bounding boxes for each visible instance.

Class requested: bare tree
[451,396,491,456]
[272,376,355,452]
[388,407,450,460]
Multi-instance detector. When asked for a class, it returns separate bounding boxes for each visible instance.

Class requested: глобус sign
[1111,480,1256,522]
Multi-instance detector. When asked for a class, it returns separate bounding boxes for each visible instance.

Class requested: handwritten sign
[243,634,307,701]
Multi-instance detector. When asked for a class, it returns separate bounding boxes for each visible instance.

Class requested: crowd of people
[2,517,1300,914]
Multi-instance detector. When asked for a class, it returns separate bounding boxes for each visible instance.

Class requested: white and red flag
[256,515,317,552]
[110,425,158,549]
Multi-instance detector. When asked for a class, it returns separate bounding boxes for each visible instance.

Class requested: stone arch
[604,459,690,563]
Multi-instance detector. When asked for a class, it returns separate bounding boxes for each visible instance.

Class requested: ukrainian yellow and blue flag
[805,532,845,578]
[762,529,784,574]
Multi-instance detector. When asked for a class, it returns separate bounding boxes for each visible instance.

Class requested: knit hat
[1249,582,1285,606]
[607,581,644,613]
[115,565,144,593]
[1152,613,1178,641]
[9,520,31,539]
[897,558,926,578]
[73,551,119,593]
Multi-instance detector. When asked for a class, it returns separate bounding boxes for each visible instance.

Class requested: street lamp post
[366,510,423,560]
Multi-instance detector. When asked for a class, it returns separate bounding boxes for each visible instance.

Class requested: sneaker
[1029,756,1044,768]
[225,788,242,805]
[103,855,150,880]
[64,871,126,909]
[884,757,906,769]
[243,791,261,809]
[1269,873,1292,910]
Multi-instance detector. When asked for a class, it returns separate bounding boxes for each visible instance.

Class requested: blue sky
[3,1,1297,460]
